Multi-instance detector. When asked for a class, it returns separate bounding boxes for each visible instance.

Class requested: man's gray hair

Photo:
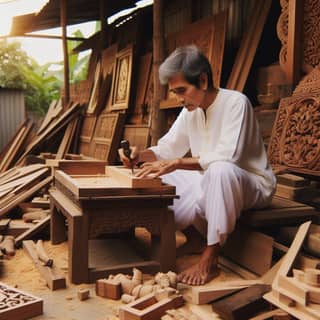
[159,45,214,89]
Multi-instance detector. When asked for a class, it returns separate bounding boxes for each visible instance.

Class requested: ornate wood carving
[0,282,43,319]
[110,46,134,111]
[268,66,320,175]
[277,0,320,72]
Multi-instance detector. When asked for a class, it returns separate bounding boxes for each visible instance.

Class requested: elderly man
[119,45,276,286]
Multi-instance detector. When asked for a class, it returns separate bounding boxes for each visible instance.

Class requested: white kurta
[150,88,276,245]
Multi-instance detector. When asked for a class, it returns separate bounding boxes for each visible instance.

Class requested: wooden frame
[110,46,134,111]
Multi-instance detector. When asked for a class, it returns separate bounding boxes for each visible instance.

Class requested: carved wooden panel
[89,113,125,163]
[78,115,97,156]
[0,282,43,320]
[277,0,320,72]
[161,13,227,109]
[110,46,134,111]
[268,66,320,176]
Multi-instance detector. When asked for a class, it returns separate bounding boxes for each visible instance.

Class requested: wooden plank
[58,160,107,175]
[276,173,310,187]
[15,215,50,248]
[211,284,270,320]
[106,166,163,189]
[0,282,43,320]
[0,176,53,218]
[22,240,66,290]
[226,0,272,91]
[192,279,263,305]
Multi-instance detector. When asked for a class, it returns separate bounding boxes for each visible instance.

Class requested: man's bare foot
[177,226,206,257]
[177,244,220,286]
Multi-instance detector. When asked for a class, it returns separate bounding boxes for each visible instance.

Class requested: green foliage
[0,39,61,116]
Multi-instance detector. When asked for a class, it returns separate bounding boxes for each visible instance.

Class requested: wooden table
[50,165,177,284]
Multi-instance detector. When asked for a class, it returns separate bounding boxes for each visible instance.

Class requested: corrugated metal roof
[9,0,138,36]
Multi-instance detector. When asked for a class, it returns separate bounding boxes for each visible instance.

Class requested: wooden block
[106,166,163,189]
[277,275,308,305]
[96,278,121,300]
[0,282,43,320]
[78,288,90,301]
[211,284,270,320]
[276,174,310,187]
[119,293,184,320]
[191,279,263,304]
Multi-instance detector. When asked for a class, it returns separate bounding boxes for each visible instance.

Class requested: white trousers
[161,161,272,246]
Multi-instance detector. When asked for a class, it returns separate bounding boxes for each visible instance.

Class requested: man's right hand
[118,145,139,168]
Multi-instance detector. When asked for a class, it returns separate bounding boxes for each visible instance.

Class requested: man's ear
[199,73,208,90]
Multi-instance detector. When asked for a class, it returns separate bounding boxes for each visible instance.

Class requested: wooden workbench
[50,164,177,284]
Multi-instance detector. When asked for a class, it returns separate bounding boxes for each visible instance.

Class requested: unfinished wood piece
[89,113,125,163]
[119,293,184,320]
[106,166,163,189]
[96,278,122,300]
[191,279,263,305]
[222,226,274,276]
[58,160,107,175]
[276,173,311,187]
[23,240,66,290]
[55,118,78,159]
[78,288,90,301]
[0,282,43,320]
[275,183,319,201]
[37,99,62,135]
[211,284,270,320]
[110,45,134,111]
[226,0,271,91]
[249,308,291,320]
[304,268,320,287]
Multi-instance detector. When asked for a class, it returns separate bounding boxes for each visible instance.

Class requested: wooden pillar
[151,0,166,145]
[60,0,70,107]
[99,0,107,50]
[286,0,304,87]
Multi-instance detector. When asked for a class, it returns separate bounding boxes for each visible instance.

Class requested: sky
[0,0,97,65]
[0,0,153,66]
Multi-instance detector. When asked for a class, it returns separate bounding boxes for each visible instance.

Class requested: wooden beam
[60,0,70,107]
[151,0,166,145]
[285,0,304,87]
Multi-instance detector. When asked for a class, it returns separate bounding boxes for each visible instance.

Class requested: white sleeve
[199,97,251,170]
[149,109,190,160]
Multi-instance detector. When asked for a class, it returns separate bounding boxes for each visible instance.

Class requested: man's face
[168,73,206,112]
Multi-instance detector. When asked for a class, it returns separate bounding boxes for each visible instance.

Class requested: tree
[0,39,61,116]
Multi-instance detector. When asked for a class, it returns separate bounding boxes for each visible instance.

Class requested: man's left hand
[135,159,180,178]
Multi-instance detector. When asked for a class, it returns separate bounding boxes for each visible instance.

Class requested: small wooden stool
[50,167,177,284]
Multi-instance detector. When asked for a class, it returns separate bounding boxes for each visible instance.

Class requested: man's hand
[136,159,181,178]
[118,145,139,168]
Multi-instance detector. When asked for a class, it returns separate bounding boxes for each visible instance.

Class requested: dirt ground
[0,231,238,320]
